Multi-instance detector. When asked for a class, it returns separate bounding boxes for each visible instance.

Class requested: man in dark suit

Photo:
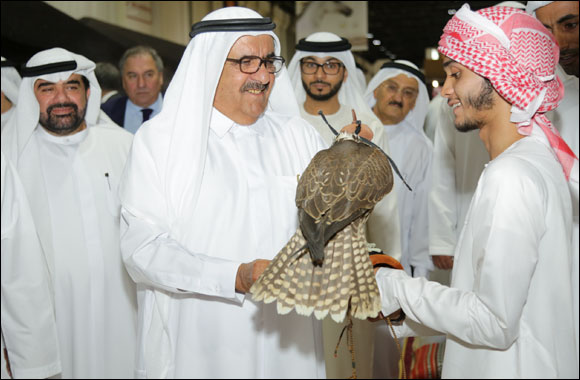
[102,46,164,134]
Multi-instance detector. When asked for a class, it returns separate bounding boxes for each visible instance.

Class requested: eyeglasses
[225,55,285,74]
[380,82,418,101]
[300,59,344,75]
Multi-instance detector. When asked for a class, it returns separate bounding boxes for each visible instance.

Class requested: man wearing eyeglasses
[364,60,434,378]
[365,60,433,280]
[287,32,403,379]
[118,7,332,379]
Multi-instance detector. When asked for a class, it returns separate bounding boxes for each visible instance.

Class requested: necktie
[141,108,153,122]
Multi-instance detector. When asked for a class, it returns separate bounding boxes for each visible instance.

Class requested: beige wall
[45,1,294,59]
[46,1,191,45]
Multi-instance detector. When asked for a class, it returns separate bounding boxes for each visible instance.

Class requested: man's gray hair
[119,46,164,73]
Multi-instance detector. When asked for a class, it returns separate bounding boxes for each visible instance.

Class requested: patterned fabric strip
[438,4,578,182]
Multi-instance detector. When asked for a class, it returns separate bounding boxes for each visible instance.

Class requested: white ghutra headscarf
[287,31,368,109]
[119,6,299,235]
[364,59,430,137]
[438,3,577,198]
[525,1,554,15]
[1,48,102,164]
[1,56,21,105]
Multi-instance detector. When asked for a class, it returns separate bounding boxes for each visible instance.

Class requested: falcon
[251,117,398,323]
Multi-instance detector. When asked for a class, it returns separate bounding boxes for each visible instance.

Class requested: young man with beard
[426,2,532,278]
[1,48,137,378]
[287,32,403,379]
[374,5,578,378]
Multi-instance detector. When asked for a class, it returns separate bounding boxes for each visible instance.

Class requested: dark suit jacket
[101,94,128,127]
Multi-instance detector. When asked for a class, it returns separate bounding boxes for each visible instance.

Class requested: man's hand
[432,255,454,270]
[340,109,374,140]
[368,309,405,325]
[235,259,270,294]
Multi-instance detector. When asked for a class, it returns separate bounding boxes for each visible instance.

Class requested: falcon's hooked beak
[335,131,362,143]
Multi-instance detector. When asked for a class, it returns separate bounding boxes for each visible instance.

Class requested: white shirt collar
[36,124,88,145]
[210,107,266,138]
[210,107,235,138]
[126,93,163,113]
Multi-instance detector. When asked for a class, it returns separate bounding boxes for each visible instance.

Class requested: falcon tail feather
[250,217,381,323]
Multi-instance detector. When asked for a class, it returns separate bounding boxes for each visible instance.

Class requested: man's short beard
[302,78,343,101]
[39,102,87,136]
[455,78,495,133]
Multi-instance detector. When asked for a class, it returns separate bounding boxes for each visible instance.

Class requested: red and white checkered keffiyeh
[438,4,578,186]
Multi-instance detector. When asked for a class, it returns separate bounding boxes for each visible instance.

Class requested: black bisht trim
[295,37,351,52]
[380,62,426,85]
[21,60,77,77]
[189,18,276,38]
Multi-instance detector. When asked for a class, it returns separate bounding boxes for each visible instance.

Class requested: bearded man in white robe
[286,32,403,379]
[287,32,402,264]
[1,48,137,378]
[375,4,578,378]
[118,7,340,378]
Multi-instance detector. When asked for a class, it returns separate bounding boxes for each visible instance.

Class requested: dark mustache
[47,102,78,115]
[309,80,331,87]
[388,101,403,108]
[241,81,269,92]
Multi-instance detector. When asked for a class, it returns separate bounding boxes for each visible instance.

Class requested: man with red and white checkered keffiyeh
[374,4,578,378]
